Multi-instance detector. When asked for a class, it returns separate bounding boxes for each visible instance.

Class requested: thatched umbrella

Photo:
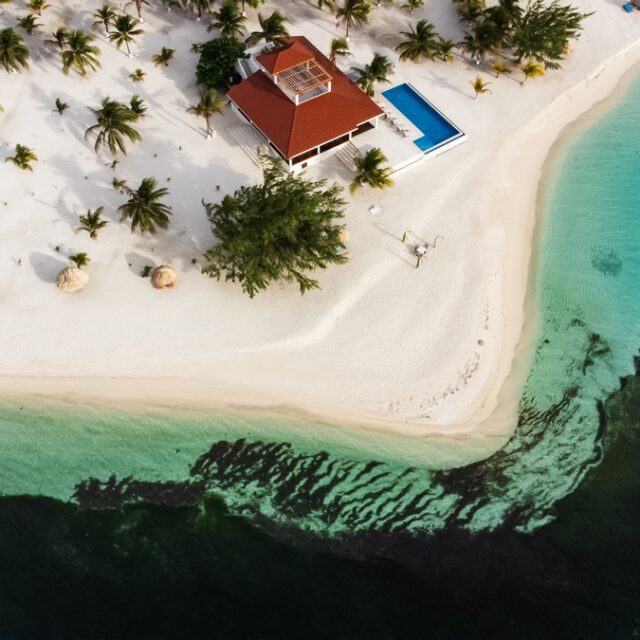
[56,267,89,293]
[151,265,176,289]
[338,228,350,245]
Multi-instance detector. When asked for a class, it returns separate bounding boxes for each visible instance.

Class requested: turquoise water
[1,71,640,637]
[382,83,463,151]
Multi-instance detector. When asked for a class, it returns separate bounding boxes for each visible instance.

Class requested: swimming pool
[382,83,464,153]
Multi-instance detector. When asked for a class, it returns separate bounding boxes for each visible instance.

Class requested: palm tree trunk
[126,40,131,56]
[205,115,211,137]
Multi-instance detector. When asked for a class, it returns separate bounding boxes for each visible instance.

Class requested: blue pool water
[382,83,462,152]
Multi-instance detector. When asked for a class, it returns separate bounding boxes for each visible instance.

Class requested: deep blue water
[382,83,462,151]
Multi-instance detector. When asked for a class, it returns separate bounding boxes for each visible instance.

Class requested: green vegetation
[195,36,246,88]
[118,177,172,234]
[396,19,439,62]
[76,207,108,240]
[152,47,175,66]
[46,27,68,49]
[53,97,69,115]
[0,28,30,72]
[109,14,143,56]
[125,0,150,21]
[28,0,51,16]
[350,148,393,193]
[186,88,226,138]
[336,0,371,40]
[85,98,142,155]
[401,0,424,14]
[245,10,289,46]
[328,37,351,64]
[62,30,101,76]
[69,252,90,268]
[210,0,246,37]
[93,4,117,34]
[356,52,392,96]
[16,14,42,36]
[202,156,347,298]
[520,59,545,83]
[129,67,146,81]
[470,74,491,99]
[4,144,37,171]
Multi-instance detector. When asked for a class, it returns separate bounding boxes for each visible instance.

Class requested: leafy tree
[93,4,117,34]
[491,56,511,77]
[85,98,142,155]
[470,74,491,99]
[356,52,392,96]
[129,67,146,81]
[195,36,246,88]
[453,0,485,24]
[53,97,69,114]
[129,94,147,118]
[109,14,143,56]
[510,0,590,68]
[46,27,68,49]
[317,0,336,11]
[238,0,265,17]
[118,177,172,234]
[350,147,393,193]
[401,0,423,14]
[328,37,350,64]
[186,87,226,138]
[184,0,214,20]
[5,144,37,171]
[202,156,348,298]
[458,31,487,65]
[245,10,289,46]
[76,207,108,240]
[336,0,371,40]
[396,19,439,62]
[520,58,544,83]
[210,0,246,37]
[69,252,90,269]
[28,0,51,16]
[62,30,101,76]
[0,27,30,72]
[16,14,42,36]
[152,46,175,66]
[436,37,456,62]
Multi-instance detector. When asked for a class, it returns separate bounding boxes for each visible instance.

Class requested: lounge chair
[623,2,634,11]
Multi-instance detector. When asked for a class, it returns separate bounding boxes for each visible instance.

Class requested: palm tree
[210,0,246,37]
[395,19,439,62]
[28,0,51,15]
[491,57,511,78]
[470,74,491,100]
[401,0,423,14]
[350,147,393,193]
[4,144,37,171]
[46,27,68,49]
[356,52,392,96]
[328,37,350,64]
[93,5,117,34]
[85,98,142,155]
[436,38,455,62]
[62,30,101,76]
[152,46,175,66]
[186,88,226,138]
[129,67,145,81]
[109,14,143,57]
[0,28,30,72]
[16,14,42,36]
[245,11,289,46]
[118,177,172,234]
[76,207,108,240]
[458,32,486,66]
[125,0,150,21]
[129,94,147,118]
[238,0,265,17]
[188,0,214,21]
[69,253,90,269]
[336,0,371,40]
[520,60,544,85]
[53,97,69,115]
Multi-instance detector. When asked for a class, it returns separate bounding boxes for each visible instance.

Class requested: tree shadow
[29,252,68,283]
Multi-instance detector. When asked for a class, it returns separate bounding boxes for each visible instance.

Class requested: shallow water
[1,74,640,637]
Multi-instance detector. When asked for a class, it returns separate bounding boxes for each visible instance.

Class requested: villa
[227,36,384,172]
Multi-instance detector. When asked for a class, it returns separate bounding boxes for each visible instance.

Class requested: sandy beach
[1,0,639,453]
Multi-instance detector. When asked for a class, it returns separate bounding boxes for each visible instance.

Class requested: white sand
[1,0,639,454]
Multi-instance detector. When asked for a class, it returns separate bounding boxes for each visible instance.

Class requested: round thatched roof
[56,267,89,293]
[151,265,176,289]
[338,228,350,244]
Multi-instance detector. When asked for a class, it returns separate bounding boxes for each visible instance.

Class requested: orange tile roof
[256,40,315,75]
[228,36,383,159]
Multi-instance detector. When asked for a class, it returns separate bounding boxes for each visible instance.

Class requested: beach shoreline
[1,0,639,458]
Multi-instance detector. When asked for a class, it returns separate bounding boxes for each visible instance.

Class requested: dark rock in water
[591,248,622,276]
